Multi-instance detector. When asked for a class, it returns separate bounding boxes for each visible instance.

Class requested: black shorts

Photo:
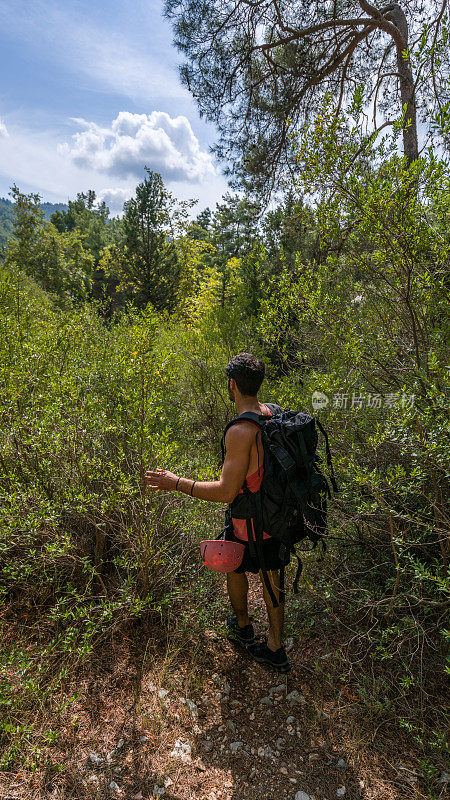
[226,529,288,574]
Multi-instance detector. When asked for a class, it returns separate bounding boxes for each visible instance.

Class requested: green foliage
[50,189,121,263]
[0,102,448,781]
[0,196,68,253]
[0,265,244,767]
[256,103,449,768]
[104,169,188,312]
[4,187,94,304]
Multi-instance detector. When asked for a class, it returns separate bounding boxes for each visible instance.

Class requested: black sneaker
[226,615,256,646]
[248,637,291,672]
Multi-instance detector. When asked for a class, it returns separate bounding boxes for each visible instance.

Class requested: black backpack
[221,403,338,608]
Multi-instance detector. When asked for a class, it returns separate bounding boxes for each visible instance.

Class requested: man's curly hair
[225,352,265,396]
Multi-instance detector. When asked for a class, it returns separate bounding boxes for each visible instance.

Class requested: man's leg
[227,570,250,627]
[259,569,285,651]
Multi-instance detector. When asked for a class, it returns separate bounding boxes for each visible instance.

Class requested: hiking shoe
[226,615,256,646]
[248,637,291,673]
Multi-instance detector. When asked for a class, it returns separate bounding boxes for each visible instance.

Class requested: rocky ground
[1,575,448,800]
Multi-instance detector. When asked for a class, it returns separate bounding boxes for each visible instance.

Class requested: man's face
[227,377,236,402]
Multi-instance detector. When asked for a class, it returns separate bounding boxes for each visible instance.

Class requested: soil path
[12,574,425,800]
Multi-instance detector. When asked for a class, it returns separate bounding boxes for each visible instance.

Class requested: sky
[0,0,229,215]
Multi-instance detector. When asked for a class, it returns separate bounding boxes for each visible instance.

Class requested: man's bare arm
[144,423,255,503]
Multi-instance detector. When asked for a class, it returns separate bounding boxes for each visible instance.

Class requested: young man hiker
[145,352,290,672]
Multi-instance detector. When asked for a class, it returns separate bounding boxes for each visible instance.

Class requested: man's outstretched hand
[144,468,179,491]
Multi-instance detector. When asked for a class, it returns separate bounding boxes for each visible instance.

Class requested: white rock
[164,777,174,787]
[148,682,157,691]
[269,684,286,695]
[276,737,285,749]
[287,725,295,735]
[116,738,124,750]
[109,782,120,792]
[295,792,312,800]
[170,738,192,764]
[439,773,450,784]
[286,690,306,706]
[87,775,99,785]
[139,735,149,742]
[257,746,266,758]
[264,746,274,759]
[193,724,201,734]
[89,752,103,765]
[336,787,346,797]
[157,689,169,699]
[280,766,288,774]
[153,785,166,797]
[259,696,273,706]
[185,699,199,720]
[284,637,294,652]
[249,712,255,721]
[230,741,244,754]
[336,758,347,769]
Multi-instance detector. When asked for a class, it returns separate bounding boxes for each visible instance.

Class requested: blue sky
[0,0,228,213]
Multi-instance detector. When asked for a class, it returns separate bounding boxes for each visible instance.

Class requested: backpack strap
[315,419,339,492]
[245,518,257,562]
[223,411,263,437]
[269,438,298,481]
[220,412,263,464]
[250,490,279,608]
[291,546,303,594]
[296,429,312,499]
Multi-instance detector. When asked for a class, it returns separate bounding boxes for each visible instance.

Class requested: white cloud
[0,119,8,138]
[97,187,131,214]
[0,120,228,213]
[59,111,216,183]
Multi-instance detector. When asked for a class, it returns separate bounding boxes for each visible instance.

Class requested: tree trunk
[384,3,419,163]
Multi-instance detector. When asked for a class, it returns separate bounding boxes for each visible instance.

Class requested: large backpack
[220,403,338,608]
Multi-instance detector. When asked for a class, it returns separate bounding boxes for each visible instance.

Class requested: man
[145,352,290,672]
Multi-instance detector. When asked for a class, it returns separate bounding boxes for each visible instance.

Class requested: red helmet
[200,539,245,573]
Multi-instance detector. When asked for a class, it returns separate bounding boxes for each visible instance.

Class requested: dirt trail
[1,575,430,800]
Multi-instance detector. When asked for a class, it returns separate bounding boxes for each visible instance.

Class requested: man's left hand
[144,468,179,491]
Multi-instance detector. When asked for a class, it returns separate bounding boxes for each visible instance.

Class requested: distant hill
[0,197,68,252]
[0,198,14,252]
